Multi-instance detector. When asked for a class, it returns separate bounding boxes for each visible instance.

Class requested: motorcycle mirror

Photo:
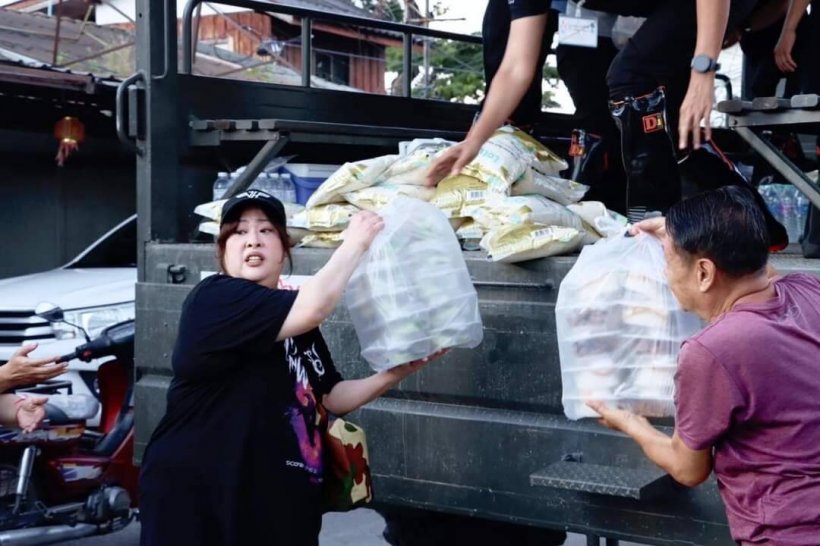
[34,302,91,342]
[34,302,64,323]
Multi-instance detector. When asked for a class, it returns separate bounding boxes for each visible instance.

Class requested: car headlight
[52,302,135,341]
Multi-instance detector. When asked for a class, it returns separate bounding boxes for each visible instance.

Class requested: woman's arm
[322,351,445,415]
[425,14,549,186]
[277,211,383,340]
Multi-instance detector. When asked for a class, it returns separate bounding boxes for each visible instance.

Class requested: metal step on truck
[123,1,820,544]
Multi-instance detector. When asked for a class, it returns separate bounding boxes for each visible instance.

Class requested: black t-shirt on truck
[139,274,342,546]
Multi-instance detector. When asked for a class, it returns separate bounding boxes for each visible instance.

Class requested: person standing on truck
[589,186,820,545]
[425,0,556,185]
[425,1,758,220]
[555,0,627,213]
[138,190,445,546]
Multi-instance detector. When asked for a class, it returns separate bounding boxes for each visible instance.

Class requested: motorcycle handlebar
[57,351,77,364]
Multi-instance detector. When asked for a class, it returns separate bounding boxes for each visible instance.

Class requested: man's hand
[0,344,66,392]
[678,72,715,151]
[627,216,667,239]
[15,395,48,433]
[425,138,483,187]
[586,400,649,434]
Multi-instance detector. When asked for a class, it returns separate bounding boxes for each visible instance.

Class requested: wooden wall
[194,13,389,94]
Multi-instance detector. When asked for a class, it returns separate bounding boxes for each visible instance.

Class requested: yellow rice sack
[480,223,585,263]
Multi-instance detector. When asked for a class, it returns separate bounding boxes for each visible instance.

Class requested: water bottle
[777,186,800,243]
[280,172,297,203]
[212,172,230,201]
[796,190,810,242]
[250,172,273,194]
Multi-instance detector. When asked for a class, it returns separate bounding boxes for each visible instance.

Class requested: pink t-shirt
[675,274,820,545]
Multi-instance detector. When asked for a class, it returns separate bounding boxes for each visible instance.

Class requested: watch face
[692,55,717,72]
[692,55,712,72]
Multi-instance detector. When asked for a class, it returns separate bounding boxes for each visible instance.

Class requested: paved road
[59,509,640,546]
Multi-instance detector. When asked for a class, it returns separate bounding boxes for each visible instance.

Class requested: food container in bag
[345,197,483,371]
[556,234,703,420]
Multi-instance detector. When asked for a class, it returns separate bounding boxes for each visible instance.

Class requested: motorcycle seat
[44,394,100,425]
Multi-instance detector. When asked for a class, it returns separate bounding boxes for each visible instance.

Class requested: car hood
[0,268,136,311]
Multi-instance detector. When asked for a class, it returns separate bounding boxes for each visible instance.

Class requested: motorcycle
[0,303,137,544]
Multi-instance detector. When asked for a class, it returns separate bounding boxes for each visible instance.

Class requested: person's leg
[557,39,627,213]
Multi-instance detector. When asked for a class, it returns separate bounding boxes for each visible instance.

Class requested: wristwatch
[691,54,720,73]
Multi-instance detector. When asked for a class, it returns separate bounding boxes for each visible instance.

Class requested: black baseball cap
[220,190,287,227]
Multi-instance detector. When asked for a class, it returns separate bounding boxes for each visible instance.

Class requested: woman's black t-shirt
[139,274,343,546]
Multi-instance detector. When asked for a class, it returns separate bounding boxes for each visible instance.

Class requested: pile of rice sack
[193,127,626,262]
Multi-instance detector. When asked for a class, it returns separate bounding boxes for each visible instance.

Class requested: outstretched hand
[16,395,48,433]
[1,343,66,390]
[425,139,482,187]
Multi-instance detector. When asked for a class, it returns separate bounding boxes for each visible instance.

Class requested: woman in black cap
[139,190,443,546]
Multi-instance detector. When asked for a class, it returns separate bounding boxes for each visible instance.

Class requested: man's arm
[587,401,713,487]
[425,14,548,185]
[679,0,731,150]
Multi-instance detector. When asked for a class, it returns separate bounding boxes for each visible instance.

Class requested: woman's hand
[0,344,66,392]
[774,28,798,73]
[425,139,483,187]
[15,395,48,433]
[678,72,715,151]
[343,210,385,252]
[393,349,449,378]
[322,349,449,416]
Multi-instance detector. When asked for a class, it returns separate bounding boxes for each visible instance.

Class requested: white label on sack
[467,190,486,202]
[558,15,598,48]
[530,228,554,241]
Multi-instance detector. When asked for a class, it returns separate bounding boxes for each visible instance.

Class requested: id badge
[557,14,598,48]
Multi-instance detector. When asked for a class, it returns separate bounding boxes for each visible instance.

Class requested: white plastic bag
[345,197,483,371]
[556,234,702,420]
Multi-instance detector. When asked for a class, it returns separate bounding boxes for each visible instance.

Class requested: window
[314,51,350,85]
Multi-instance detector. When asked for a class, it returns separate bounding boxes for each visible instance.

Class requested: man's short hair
[666,186,769,277]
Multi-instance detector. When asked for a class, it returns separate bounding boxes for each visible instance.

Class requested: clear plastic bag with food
[344,197,483,371]
[555,234,702,420]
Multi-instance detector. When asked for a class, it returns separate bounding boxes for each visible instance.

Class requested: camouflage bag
[321,415,374,513]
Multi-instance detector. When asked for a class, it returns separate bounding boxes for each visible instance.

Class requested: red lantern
[54,116,85,166]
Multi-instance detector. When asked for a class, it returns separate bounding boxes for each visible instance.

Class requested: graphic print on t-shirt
[284,337,327,482]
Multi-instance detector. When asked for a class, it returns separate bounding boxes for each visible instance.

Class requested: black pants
[481,0,558,126]
[557,39,627,212]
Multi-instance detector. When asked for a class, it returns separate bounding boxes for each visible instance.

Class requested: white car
[0,215,136,407]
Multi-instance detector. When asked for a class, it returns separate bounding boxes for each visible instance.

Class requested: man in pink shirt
[589,186,820,545]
